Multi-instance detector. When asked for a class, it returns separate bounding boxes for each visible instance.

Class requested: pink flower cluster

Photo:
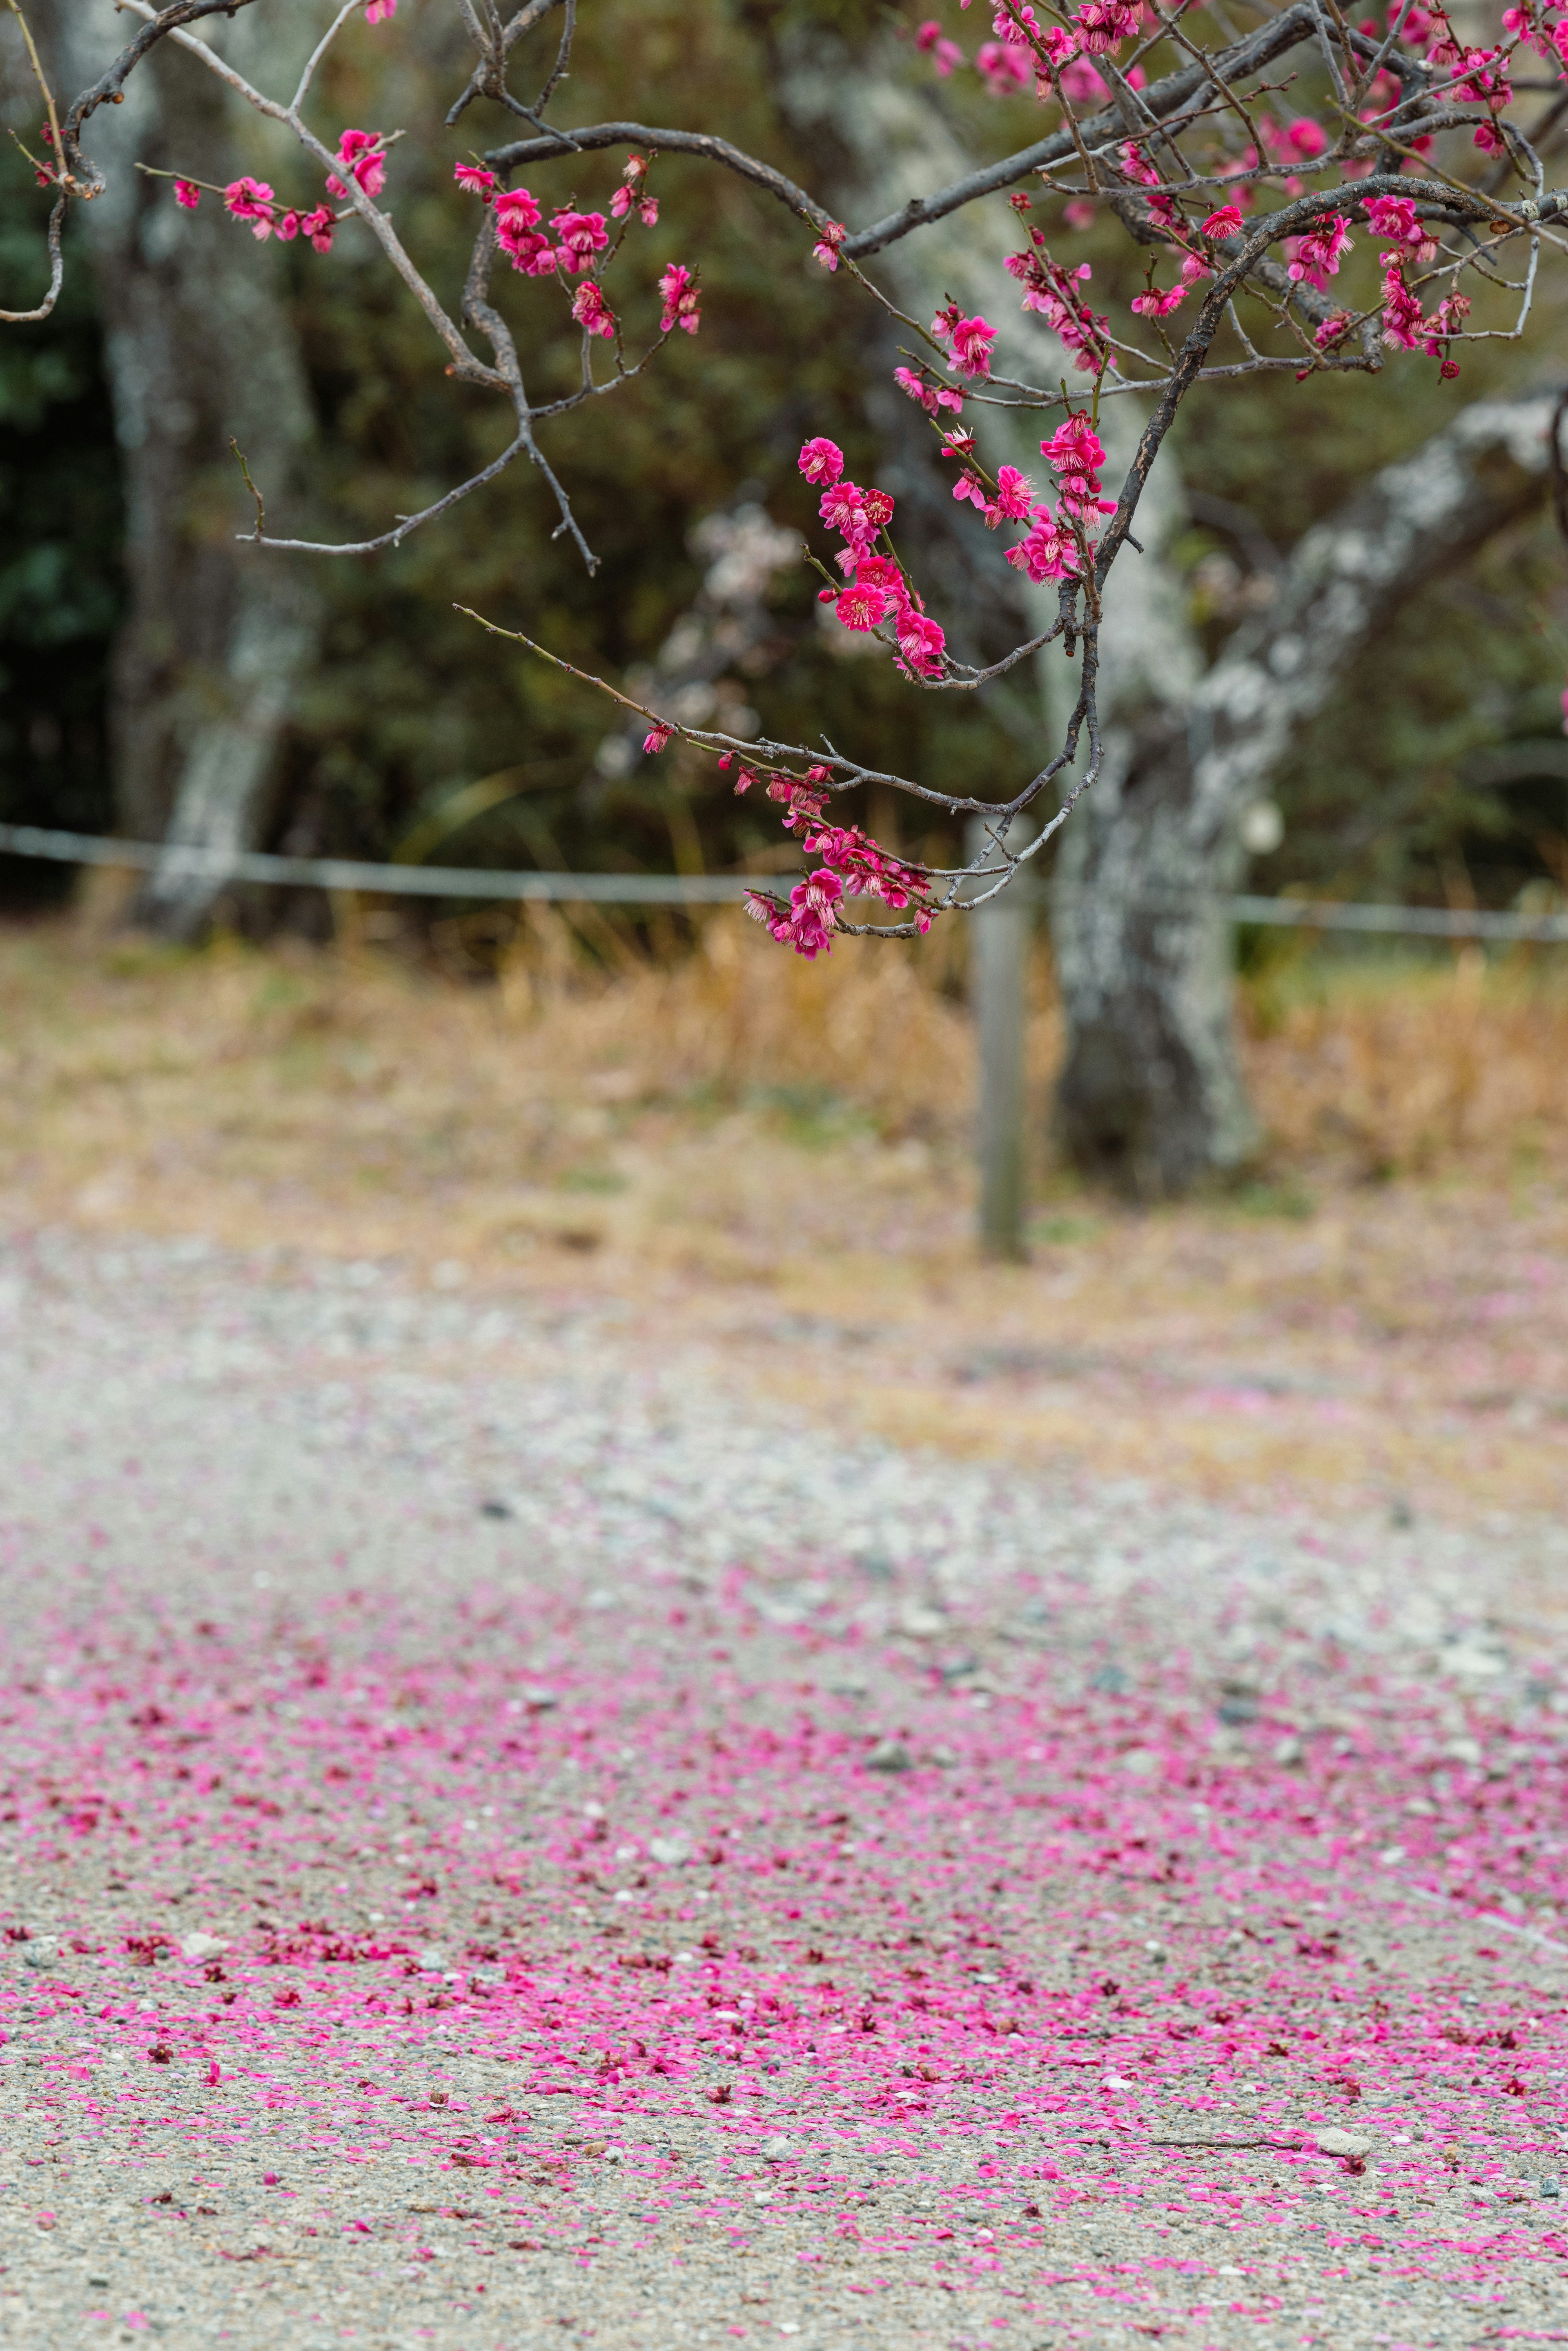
[1002,241,1109,372]
[799,439,948,680]
[1379,253,1469,376]
[610,153,659,227]
[658,263,701,335]
[1004,411,1116,585]
[216,176,336,252]
[454,174,612,280]
[915,17,966,74]
[892,365,966,419]
[929,303,997,381]
[1364,194,1439,265]
[744,785,938,960]
[1126,207,1247,321]
[1285,213,1353,293]
[325,126,386,201]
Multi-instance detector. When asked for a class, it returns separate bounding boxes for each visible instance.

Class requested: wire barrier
[3,820,1568,940]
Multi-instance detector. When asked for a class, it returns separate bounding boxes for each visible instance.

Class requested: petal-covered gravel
[2,1232,1567,2350]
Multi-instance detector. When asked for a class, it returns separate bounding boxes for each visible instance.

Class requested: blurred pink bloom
[174,178,201,210]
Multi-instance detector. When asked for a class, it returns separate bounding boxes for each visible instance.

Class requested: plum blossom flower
[893,366,964,417]
[746,869,844,960]
[643,724,673,755]
[1006,503,1080,582]
[813,221,846,271]
[1200,203,1245,240]
[993,464,1035,520]
[930,305,996,380]
[454,163,497,200]
[223,178,276,238]
[611,155,659,225]
[1285,214,1352,291]
[572,280,616,339]
[333,128,386,199]
[365,0,395,20]
[551,209,610,274]
[797,438,845,486]
[1363,194,1438,263]
[976,38,1033,91]
[174,179,201,210]
[657,263,701,334]
[835,578,890,631]
[1005,245,1109,371]
[893,607,947,680]
[1379,255,1426,350]
[1041,412,1116,515]
[1131,281,1188,318]
[1074,0,1143,51]
[915,19,965,71]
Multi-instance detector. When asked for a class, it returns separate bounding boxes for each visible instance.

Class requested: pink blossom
[1004,246,1108,372]
[1130,282,1188,317]
[1059,54,1110,102]
[1285,214,1353,291]
[1006,504,1080,582]
[1063,199,1097,230]
[835,580,889,631]
[915,19,966,71]
[1364,194,1437,263]
[494,187,543,231]
[858,486,895,534]
[1200,203,1245,240]
[812,221,846,272]
[1073,0,1142,51]
[1379,255,1425,350]
[572,279,616,339]
[454,163,497,200]
[930,305,997,380]
[643,724,673,755]
[952,473,990,512]
[501,229,556,276]
[174,179,201,210]
[336,128,386,198]
[976,40,1034,93]
[657,263,701,334]
[223,178,276,238]
[993,464,1036,520]
[893,607,947,679]
[892,366,964,416]
[364,0,395,20]
[1284,115,1327,158]
[300,205,335,255]
[798,437,845,487]
[551,209,610,274]
[818,481,866,539]
[1118,139,1162,188]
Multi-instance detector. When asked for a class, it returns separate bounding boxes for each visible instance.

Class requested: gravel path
[1,1228,1566,2351]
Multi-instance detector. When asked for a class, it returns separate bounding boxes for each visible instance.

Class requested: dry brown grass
[4,908,1567,1529]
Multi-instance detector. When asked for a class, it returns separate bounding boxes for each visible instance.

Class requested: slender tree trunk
[35,0,319,936]
[1051,390,1564,1195]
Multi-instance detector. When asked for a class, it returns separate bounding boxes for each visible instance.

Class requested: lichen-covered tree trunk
[35,0,319,936]
[1052,390,1563,1197]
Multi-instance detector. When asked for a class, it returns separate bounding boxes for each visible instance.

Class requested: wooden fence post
[966,817,1037,1261]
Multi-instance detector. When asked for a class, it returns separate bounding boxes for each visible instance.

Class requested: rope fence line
[4,820,1568,940]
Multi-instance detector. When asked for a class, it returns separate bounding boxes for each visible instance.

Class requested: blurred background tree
[2,0,1566,936]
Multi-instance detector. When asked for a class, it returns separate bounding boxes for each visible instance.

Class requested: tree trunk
[1052,389,1564,1197]
[35,0,319,936]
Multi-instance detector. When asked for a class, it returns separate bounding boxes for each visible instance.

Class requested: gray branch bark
[1052,388,1565,1197]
